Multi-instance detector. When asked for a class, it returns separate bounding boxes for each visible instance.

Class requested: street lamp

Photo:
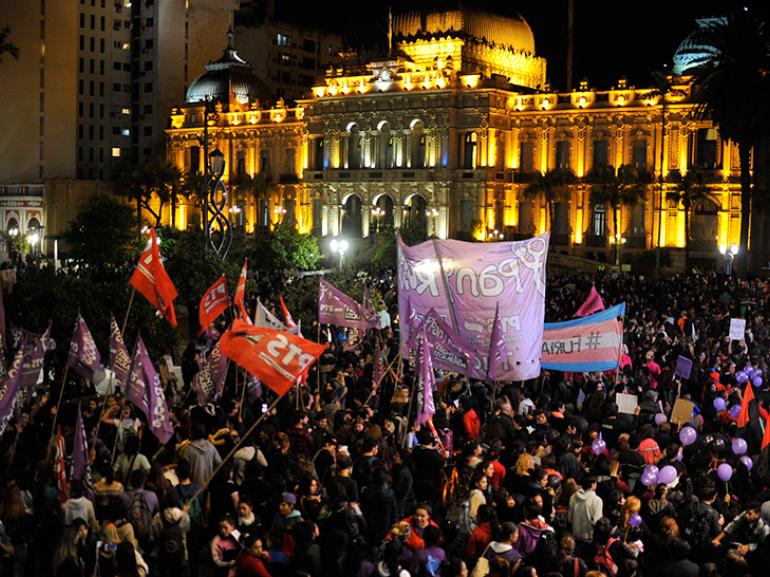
[206,148,232,258]
[610,232,627,267]
[330,237,349,270]
[429,207,439,237]
[719,244,738,275]
[273,206,287,226]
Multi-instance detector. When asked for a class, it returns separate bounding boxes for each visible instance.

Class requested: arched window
[313,137,325,170]
[347,124,362,169]
[410,120,425,168]
[377,122,394,168]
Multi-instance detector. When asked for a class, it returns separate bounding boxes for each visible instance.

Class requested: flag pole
[91,291,137,463]
[431,239,460,336]
[238,369,248,422]
[316,323,322,396]
[49,365,70,456]
[185,391,284,507]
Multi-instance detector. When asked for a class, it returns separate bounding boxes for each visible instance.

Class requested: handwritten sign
[674,356,693,380]
[729,318,746,341]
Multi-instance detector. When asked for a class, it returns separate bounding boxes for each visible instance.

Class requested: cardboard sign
[670,398,696,426]
[615,392,638,415]
[674,356,693,380]
[729,318,746,341]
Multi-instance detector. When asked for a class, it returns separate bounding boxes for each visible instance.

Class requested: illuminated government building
[166,5,748,267]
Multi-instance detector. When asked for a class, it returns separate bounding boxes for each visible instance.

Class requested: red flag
[234,259,249,320]
[54,426,68,503]
[130,228,178,327]
[737,383,755,428]
[199,275,230,334]
[219,319,326,397]
[762,411,770,450]
[279,294,296,328]
[575,285,605,318]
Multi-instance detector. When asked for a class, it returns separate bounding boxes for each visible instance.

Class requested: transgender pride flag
[541,303,625,372]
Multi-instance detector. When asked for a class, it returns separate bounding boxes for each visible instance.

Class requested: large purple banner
[398,233,549,382]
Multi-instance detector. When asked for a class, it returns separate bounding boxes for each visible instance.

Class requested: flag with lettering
[109,314,132,391]
[541,304,626,372]
[318,279,379,330]
[398,233,549,382]
[67,312,105,383]
[407,308,474,374]
[575,285,605,318]
[0,345,28,436]
[126,336,174,444]
[234,259,249,320]
[220,319,327,397]
[130,228,178,327]
[199,275,230,334]
[255,299,301,334]
[487,303,505,383]
[415,327,435,427]
[191,342,229,407]
[373,336,385,388]
[71,403,94,500]
[19,324,54,390]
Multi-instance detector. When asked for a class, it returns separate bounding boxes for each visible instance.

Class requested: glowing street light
[330,237,349,270]
[719,244,739,275]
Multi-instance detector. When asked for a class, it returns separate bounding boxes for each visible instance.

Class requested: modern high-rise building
[0,0,236,247]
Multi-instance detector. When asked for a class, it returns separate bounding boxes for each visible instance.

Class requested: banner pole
[316,323,322,396]
[48,365,70,457]
[431,239,460,337]
[185,391,284,507]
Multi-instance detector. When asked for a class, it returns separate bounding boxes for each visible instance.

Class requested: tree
[114,158,182,228]
[232,173,271,230]
[65,194,136,266]
[523,168,578,233]
[588,164,647,264]
[666,169,712,270]
[0,26,19,63]
[687,6,770,274]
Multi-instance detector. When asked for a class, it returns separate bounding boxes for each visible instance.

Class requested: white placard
[730,318,746,341]
[615,392,638,415]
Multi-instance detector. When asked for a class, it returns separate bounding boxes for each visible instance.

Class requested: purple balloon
[747,369,756,379]
[591,438,606,455]
[629,512,642,527]
[753,376,763,387]
[679,426,697,446]
[730,404,742,419]
[732,438,748,455]
[755,370,763,377]
[740,455,753,471]
[736,372,749,384]
[717,463,733,482]
[655,413,668,425]
[713,397,726,411]
[640,471,658,487]
[643,464,659,478]
[658,465,678,485]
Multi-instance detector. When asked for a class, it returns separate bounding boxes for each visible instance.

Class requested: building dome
[186,30,271,104]
[394,6,535,54]
[672,17,724,76]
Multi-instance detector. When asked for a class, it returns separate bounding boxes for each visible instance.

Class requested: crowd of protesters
[1,269,770,577]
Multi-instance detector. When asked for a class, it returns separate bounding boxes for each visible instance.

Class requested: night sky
[289,0,730,90]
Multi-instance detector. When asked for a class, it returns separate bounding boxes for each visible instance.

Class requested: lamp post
[719,244,738,275]
[28,227,44,257]
[429,207,439,238]
[610,232,627,267]
[273,206,287,226]
[207,148,232,258]
[330,237,348,271]
[371,206,383,243]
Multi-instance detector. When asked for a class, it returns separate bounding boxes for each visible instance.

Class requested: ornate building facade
[167,6,745,267]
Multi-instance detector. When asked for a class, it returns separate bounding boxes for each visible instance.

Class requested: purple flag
[398,233,549,382]
[191,342,229,407]
[126,337,174,444]
[19,324,54,390]
[71,403,94,499]
[487,303,505,383]
[109,314,132,391]
[67,313,105,384]
[0,345,28,436]
[407,308,475,374]
[318,280,379,330]
[415,327,435,427]
[362,285,377,318]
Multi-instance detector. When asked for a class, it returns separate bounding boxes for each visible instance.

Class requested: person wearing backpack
[591,517,636,577]
[153,487,190,577]
[125,469,159,555]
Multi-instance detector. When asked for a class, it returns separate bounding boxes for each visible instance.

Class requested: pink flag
[191,342,229,407]
[362,285,377,318]
[0,345,28,436]
[71,403,94,500]
[487,303,505,383]
[318,280,379,330]
[575,286,605,318]
[407,308,474,374]
[373,336,385,388]
[19,324,54,390]
[415,327,435,427]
